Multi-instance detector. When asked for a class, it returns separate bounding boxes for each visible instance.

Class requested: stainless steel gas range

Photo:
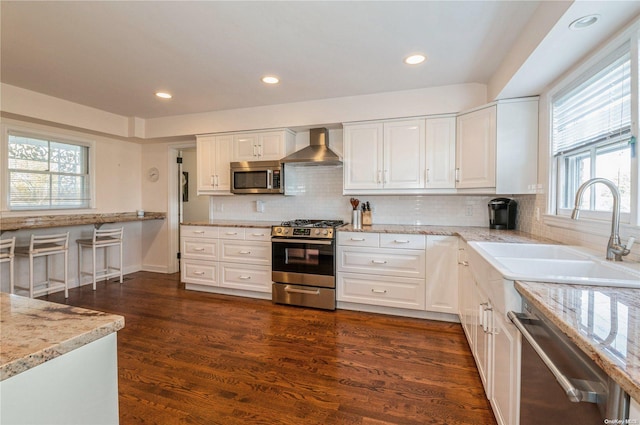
[271,219,344,310]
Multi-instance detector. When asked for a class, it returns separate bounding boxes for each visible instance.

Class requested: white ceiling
[1,1,639,121]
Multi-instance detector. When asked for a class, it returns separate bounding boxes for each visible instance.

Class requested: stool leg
[10,257,14,295]
[78,243,82,288]
[104,245,109,282]
[29,254,34,299]
[64,249,69,298]
[92,245,97,291]
[119,242,123,284]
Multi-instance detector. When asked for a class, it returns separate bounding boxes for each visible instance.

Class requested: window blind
[552,44,631,156]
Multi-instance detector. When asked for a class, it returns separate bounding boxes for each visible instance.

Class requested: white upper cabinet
[196,134,233,195]
[232,129,295,161]
[425,117,456,189]
[456,106,497,189]
[343,123,384,190]
[456,97,538,194]
[343,119,425,192]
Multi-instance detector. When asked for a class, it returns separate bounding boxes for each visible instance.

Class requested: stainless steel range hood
[280,128,342,166]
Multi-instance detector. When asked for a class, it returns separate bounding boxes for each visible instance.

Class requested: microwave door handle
[267,169,273,189]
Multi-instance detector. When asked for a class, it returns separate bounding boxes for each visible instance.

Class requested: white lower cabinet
[337,232,459,316]
[181,225,272,296]
[459,241,522,425]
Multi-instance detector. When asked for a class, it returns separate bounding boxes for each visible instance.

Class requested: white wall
[0,117,149,292]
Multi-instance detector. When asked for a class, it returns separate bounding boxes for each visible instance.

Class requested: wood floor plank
[40,271,497,425]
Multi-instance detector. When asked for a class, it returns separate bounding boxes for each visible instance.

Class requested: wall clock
[147,167,160,182]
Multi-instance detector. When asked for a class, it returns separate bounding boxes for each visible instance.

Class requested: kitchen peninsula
[0,293,124,425]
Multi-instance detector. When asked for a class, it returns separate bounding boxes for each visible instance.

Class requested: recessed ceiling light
[155,92,172,99]
[404,54,427,65]
[569,14,600,30]
[261,76,280,84]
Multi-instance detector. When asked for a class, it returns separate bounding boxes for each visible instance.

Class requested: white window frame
[1,124,96,212]
[546,21,640,234]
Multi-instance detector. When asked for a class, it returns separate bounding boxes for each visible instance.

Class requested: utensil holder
[352,210,362,229]
[362,211,372,226]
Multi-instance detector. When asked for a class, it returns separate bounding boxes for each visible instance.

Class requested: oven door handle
[284,286,321,295]
[508,311,597,404]
[271,238,333,245]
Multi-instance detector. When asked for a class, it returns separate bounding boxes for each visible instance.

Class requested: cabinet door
[425,117,456,189]
[474,286,492,397]
[343,123,384,190]
[233,134,260,161]
[213,135,232,192]
[425,236,458,314]
[383,119,425,189]
[456,106,496,189]
[458,247,476,348]
[258,131,285,160]
[196,135,216,193]
[490,312,521,425]
[220,263,271,292]
[338,272,426,310]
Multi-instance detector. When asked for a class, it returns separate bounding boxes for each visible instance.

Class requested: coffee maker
[488,198,517,230]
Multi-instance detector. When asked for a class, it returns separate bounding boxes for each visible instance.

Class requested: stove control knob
[276,228,282,234]
[323,230,329,236]
[314,229,320,235]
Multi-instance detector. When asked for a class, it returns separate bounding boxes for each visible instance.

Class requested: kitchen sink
[470,242,591,260]
[468,242,640,289]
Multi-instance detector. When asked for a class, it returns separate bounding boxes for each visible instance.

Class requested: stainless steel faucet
[571,177,634,261]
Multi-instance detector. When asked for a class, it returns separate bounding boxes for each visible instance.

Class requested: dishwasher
[508,299,629,425]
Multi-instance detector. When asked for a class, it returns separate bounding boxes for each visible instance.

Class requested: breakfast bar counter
[0,211,166,232]
[0,293,124,424]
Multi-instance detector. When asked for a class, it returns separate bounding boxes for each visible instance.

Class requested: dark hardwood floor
[41,272,496,425]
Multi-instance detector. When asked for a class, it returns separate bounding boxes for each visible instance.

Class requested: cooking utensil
[350,198,360,210]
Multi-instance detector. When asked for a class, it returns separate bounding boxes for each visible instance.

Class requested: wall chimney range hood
[280,128,342,166]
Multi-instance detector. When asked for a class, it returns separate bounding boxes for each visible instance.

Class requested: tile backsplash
[210,166,494,226]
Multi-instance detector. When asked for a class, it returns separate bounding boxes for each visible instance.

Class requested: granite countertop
[339,224,553,243]
[515,281,640,401]
[0,293,125,381]
[1,212,166,232]
[181,220,281,228]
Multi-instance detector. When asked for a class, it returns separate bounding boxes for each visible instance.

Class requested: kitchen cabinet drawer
[181,225,219,239]
[181,260,218,286]
[337,232,379,247]
[218,227,245,240]
[244,228,271,242]
[220,240,271,264]
[220,263,271,293]
[337,272,426,310]
[181,238,217,261]
[379,233,425,250]
[337,246,425,278]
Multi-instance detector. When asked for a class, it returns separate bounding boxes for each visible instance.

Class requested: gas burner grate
[280,219,344,228]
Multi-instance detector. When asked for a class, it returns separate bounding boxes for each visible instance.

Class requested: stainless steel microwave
[230,160,283,194]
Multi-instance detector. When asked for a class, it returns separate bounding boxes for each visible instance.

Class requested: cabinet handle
[455,168,460,182]
[214,175,219,187]
[210,175,215,186]
[426,168,430,183]
[239,250,251,254]
[350,237,366,241]
[394,240,411,244]
[457,261,469,266]
[225,232,238,235]
[252,233,265,237]
[371,288,387,294]
[193,247,206,252]
[377,170,382,184]
[193,271,205,276]
[371,260,387,264]
[193,231,205,235]
[238,276,251,280]
[384,169,388,184]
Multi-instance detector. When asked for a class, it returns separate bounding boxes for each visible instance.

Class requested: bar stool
[0,237,16,294]
[14,233,69,298]
[77,227,123,290]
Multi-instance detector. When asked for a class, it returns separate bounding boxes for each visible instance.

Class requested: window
[552,42,635,220]
[8,132,91,210]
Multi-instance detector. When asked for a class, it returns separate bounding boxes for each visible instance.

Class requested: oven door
[271,238,335,288]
